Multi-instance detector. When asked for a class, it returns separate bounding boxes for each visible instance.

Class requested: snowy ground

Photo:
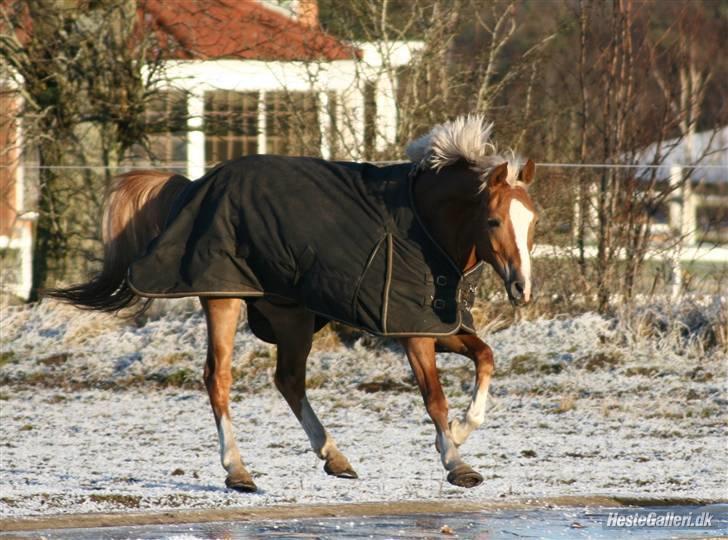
[0,299,726,517]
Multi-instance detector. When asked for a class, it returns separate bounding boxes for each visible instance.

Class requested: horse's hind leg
[200,297,256,492]
[436,334,494,447]
[253,299,357,479]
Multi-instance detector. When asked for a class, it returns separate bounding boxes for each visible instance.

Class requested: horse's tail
[45,170,191,314]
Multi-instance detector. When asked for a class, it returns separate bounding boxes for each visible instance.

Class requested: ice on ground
[0,299,725,517]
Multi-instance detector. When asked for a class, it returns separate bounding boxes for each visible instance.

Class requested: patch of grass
[356,378,414,393]
[88,494,141,508]
[576,351,623,371]
[541,362,564,375]
[253,346,273,359]
[624,366,659,377]
[159,352,192,365]
[306,373,328,389]
[0,351,16,367]
[38,353,68,367]
[506,353,564,375]
[150,368,199,388]
[600,401,624,417]
[236,348,276,383]
[686,388,701,401]
[564,451,597,458]
[688,367,714,382]
[508,353,539,375]
[552,394,577,414]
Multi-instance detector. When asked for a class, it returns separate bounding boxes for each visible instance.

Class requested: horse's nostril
[510,281,525,299]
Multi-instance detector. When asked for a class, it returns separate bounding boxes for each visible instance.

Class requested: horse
[48,114,538,491]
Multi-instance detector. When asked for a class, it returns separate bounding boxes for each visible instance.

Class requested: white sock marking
[300,397,335,458]
[437,431,465,471]
[509,199,534,301]
[466,386,489,428]
[217,414,242,470]
[451,385,490,446]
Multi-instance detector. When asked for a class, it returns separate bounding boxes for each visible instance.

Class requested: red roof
[140,0,357,61]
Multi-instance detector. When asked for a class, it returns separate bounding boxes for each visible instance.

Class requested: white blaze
[509,199,534,301]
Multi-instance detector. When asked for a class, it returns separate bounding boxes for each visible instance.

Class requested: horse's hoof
[225,475,258,493]
[324,461,359,479]
[446,465,483,488]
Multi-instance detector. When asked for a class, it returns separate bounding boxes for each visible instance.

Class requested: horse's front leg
[402,337,483,488]
[436,334,494,447]
[201,297,256,492]
[253,300,357,479]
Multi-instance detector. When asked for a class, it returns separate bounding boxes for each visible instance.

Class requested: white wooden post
[669,165,683,299]
[18,218,33,299]
[683,179,696,246]
[186,89,206,179]
[257,91,267,155]
[374,74,397,153]
[337,86,365,160]
[318,91,331,160]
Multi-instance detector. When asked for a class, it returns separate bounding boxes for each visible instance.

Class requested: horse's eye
[487,218,501,228]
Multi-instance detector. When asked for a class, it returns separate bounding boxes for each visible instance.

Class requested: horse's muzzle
[508,280,530,306]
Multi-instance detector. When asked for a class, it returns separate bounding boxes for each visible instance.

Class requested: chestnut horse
[49,115,537,490]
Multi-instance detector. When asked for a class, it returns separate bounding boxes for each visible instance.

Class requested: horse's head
[477,159,537,306]
[406,114,538,307]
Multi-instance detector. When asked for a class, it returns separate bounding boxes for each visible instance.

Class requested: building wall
[146,50,417,178]
[1,44,418,299]
[0,92,33,300]
[0,93,19,238]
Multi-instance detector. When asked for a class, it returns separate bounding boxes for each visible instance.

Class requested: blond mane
[405,114,522,188]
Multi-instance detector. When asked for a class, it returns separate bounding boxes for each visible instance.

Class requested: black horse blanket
[128,155,484,336]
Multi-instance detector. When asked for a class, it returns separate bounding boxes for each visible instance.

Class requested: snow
[0,298,726,517]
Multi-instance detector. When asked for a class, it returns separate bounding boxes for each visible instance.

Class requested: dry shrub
[554,394,577,414]
[311,324,343,352]
[713,301,728,352]
[619,297,727,356]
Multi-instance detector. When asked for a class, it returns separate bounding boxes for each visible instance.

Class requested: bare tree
[537,0,727,311]
[311,0,553,161]
[0,0,166,297]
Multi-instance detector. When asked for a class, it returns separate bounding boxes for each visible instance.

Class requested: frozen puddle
[4,505,727,539]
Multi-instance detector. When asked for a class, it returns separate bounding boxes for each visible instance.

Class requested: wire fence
[1,161,726,302]
[3,162,728,169]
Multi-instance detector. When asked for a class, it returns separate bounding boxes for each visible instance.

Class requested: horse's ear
[488,162,510,187]
[518,159,535,185]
